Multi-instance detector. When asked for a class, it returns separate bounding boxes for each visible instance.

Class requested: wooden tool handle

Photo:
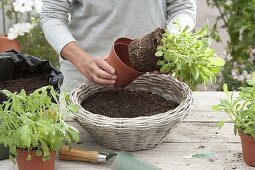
[59,145,99,163]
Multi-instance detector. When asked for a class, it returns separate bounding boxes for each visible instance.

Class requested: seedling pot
[106,38,144,88]
[16,149,55,170]
[239,130,255,167]
[0,34,21,52]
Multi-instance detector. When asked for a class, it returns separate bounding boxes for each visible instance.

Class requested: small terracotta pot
[239,130,255,167]
[106,38,145,88]
[16,149,55,170]
[0,34,21,52]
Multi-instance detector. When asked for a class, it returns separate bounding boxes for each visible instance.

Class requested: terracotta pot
[106,38,145,88]
[239,130,255,167]
[16,149,55,170]
[0,34,21,52]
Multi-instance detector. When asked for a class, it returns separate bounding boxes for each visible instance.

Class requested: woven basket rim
[71,74,193,121]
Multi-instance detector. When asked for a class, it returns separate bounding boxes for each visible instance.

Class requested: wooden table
[0,92,254,170]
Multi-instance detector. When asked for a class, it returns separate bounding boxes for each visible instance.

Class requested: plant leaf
[155,51,163,57]
[217,121,225,129]
[223,83,229,97]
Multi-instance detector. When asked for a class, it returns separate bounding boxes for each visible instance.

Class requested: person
[40,0,196,91]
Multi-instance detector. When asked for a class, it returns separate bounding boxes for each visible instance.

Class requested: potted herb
[107,22,225,89]
[0,51,64,161]
[0,85,80,170]
[212,73,255,167]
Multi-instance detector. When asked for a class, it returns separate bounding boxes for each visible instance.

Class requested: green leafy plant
[212,72,255,137]
[155,22,225,90]
[0,85,79,162]
[207,0,255,90]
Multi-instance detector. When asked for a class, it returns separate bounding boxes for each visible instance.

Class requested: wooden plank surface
[0,92,253,170]
[0,143,253,170]
[187,91,224,112]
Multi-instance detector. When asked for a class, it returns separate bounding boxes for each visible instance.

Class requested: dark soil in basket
[0,71,48,94]
[81,89,179,118]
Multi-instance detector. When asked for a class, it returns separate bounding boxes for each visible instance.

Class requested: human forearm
[61,41,92,71]
[40,0,75,55]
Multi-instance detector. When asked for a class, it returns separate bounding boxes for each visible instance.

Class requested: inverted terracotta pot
[16,149,55,170]
[0,34,21,52]
[106,38,145,88]
[239,130,255,167]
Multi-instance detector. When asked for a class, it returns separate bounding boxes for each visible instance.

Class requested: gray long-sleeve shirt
[41,0,196,91]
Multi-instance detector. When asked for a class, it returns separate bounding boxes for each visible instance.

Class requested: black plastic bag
[0,50,63,92]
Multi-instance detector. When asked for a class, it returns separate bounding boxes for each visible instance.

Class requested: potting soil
[0,72,48,94]
[81,89,179,118]
[0,50,63,93]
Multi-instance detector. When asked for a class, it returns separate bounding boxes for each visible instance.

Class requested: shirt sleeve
[40,0,76,55]
[166,0,197,34]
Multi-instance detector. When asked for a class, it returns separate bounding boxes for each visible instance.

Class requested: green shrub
[207,0,255,90]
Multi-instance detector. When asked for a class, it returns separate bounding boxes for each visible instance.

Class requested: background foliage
[207,0,255,90]
[1,0,59,68]
[18,19,59,68]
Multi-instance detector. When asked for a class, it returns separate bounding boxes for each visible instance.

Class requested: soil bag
[0,50,63,93]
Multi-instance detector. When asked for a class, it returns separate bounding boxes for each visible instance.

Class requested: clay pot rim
[16,149,56,161]
[16,149,56,154]
[114,37,133,45]
[238,129,255,142]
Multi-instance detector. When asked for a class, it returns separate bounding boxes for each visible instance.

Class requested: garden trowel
[59,145,161,170]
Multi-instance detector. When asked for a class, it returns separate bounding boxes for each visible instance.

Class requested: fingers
[89,57,117,86]
[92,74,116,85]
[79,56,117,86]
[95,57,115,75]
[92,63,117,80]
[103,55,108,60]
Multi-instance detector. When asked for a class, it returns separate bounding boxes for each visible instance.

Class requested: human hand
[60,42,117,86]
[79,56,117,86]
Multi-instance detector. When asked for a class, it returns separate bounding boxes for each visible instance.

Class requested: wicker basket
[71,74,193,151]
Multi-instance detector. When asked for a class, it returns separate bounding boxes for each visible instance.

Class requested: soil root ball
[129,28,165,72]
